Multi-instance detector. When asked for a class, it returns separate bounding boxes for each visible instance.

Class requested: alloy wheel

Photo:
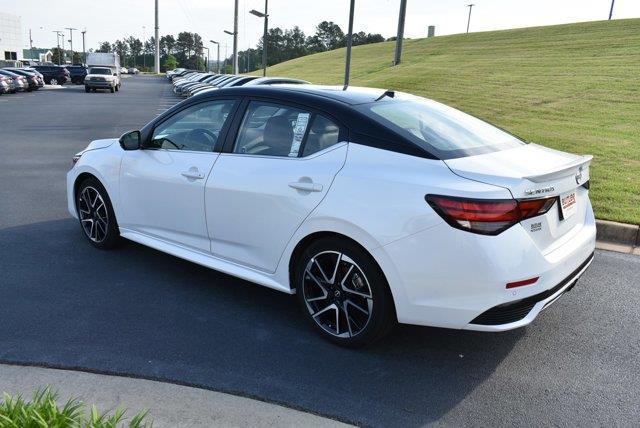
[78,186,109,243]
[302,251,374,338]
[50,78,58,85]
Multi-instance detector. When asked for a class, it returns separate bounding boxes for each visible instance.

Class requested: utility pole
[250,0,268,76]
[210,40,220,73]
[81,29,86,64]
[154,0,160,73]
[233,0,239,74]
[343,0,355,89]
[65,28,77,62]
[609,0,615,20]
[393,0,407,65]
[466,4,474,34]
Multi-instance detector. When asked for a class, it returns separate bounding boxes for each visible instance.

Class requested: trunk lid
[444,144,592,254]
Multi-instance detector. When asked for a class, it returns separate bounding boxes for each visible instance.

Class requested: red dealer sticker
[560,190,578,220]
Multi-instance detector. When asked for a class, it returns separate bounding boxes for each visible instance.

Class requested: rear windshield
[90,68,112,75]
[357,94,526,159]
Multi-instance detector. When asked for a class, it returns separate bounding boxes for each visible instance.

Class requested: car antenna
[375,89,395,101]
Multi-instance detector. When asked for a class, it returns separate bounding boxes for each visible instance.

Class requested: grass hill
[264,19,640,224]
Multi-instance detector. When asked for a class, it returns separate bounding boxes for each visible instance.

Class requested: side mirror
[119,130,141,150]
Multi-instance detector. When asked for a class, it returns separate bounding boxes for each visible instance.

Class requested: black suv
[32,65,70,85]
[66,65,88,84]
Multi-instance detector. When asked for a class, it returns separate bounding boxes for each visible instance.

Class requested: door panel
[205,145,348,272]
[119,150,219,251]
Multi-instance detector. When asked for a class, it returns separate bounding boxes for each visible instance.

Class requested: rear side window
[358,95,526,159]
[233,101,342,158]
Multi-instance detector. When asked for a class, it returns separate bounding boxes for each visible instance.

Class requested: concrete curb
[596,219,640,255]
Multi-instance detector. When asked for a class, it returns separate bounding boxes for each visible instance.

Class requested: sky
[4,0,640,54]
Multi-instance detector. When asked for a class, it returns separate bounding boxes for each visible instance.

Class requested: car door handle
[288,181,323,192]
[181,171,205,180]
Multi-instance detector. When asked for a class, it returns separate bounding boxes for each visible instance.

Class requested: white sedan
[67,85,596,346]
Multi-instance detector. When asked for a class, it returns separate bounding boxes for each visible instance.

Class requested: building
[0,12,23,61]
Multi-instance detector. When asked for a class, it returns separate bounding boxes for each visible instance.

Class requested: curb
[596,219,640,255]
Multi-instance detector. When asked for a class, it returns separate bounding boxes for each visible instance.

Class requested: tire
[294,236,396,347]
[110,87,115,93]
[91,88,96,92]
[85,86,90,93]
[50,78,58,85]
[75,177,121,250]
[115,84,119,92]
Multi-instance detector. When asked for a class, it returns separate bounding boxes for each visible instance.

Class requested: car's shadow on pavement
[0,219,523,427]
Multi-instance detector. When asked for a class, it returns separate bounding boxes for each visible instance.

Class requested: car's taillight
[425,195,556,235]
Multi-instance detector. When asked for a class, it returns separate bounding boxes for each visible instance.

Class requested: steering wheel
[186,128,218,149]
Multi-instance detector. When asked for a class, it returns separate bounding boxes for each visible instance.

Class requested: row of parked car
[0,67,47,94]
[167,68,308,98]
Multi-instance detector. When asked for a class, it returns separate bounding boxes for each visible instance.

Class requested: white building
[0,12,23,61]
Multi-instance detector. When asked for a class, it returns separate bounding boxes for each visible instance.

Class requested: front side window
[234,101,341,158]
[358,94,526,159]
[150,100,236,152]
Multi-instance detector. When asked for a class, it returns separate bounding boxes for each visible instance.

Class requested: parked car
[84,67,120,93]
[0,75,10,94]
[121,67,129,74]
[67,85,596,347]
[66,65,89,84]
[32,65,70,85]
[0,69,28,92]
[128,68,139,74]
[4,68,44,90]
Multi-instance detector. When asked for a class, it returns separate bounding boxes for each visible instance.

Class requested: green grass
[263,19,640,224]
[0,387,150,427]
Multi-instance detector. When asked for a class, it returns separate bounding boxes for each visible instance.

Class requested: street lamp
[65,27,77,63]
[466,4,475,34]
[81,29,87,64]
[223,30,237,73]
[210,40,220,73]
[249,1,268,77]
[203,46,210,72]
[343,0,355,89]
[52,30,63,65]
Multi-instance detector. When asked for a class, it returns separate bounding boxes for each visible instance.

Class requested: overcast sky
[5,0,640,53]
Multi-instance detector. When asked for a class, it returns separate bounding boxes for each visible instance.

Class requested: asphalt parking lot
[0,76,639,427]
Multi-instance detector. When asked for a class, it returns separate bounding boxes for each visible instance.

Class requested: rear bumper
[466,251,594,330]
[373,198,597,330]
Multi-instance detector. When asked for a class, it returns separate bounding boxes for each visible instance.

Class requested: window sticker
[288,112,311,157]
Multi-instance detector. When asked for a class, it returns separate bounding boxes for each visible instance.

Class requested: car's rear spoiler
[524,155,593,183]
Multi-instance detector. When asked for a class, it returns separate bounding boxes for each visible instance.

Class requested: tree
[51,47,64,65]
[113,40,129,66]
[160,35,175,56]
[96,41,112,53]
[313,21,345,51]
[127,37,143,67]
[163,54,178,71]
[72,51,83,64]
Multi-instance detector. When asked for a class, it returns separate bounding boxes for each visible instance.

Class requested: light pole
[142,26,146,69]
[249,1,268,77]
[393,0,407,65]
[233,0,239,74]
[65,28,77,63]
[466,4,474,34]
[154,0,160,73]
[223,30,237,73]
[210,40,220,73]
[609,0,615,20]
[52,30,62,65]
[343,0,355,89]
[203,46,210,72]
[81,29,86,64]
